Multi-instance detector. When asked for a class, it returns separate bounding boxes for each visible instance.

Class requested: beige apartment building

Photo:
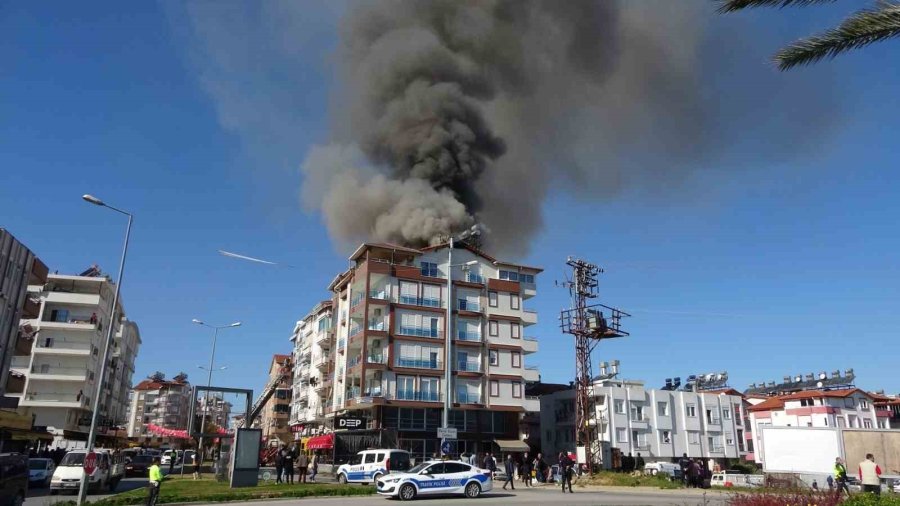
[258,354,293,446]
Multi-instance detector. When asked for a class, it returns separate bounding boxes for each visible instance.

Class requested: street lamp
[192,319,240,476]
[78,195,132,506]
[442,226,481,456]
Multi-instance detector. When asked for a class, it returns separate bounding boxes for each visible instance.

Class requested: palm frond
[717,0,835,14]
[774,3,900,69]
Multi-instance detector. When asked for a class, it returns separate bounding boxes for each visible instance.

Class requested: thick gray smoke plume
[300,0,834,254]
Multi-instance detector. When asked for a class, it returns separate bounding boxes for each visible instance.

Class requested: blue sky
[2,1,899,404]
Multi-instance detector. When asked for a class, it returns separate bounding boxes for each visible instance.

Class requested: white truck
[50,450,124,494]
[711,472,764,488]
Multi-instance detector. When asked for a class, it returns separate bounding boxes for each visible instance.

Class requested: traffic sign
[441,440,451,455]
[437,427,457,439]
[83,451,97,475]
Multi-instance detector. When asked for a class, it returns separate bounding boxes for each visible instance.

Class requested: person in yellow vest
[147,457,164,506]
[858,453,883,496]
[834,457,851,496]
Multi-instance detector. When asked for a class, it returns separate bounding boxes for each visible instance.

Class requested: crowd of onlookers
[27,447,68,465]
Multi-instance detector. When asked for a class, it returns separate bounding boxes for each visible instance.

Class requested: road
[26,465,190,506]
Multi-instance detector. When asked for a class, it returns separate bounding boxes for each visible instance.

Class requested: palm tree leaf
[775,3,900,69]
[717,0,835,14]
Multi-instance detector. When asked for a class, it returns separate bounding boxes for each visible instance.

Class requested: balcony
[366,352,387,365]
[398,295,442,308]
[9,356,30,369]
[523,396,540,412]
[522,337,539,354]
[21,392,85,408]
[30,366,87,381]
[368,289,391,301]
[299,353,311,365]
[348,355,362,369]
[349,326,363,338]
[456,330,481,342]
[457,300,480,312]
[22,298,40,319]
[456,392,481,404]
[35,320,99,332]
[456,360,481,373]
[465,272,485,284]
[367,317,388,332]
[396,357,443,370]
[316,331,332,347]
[315,357,331,371]
[397,326,442,339]
[350,293,365,309]
[346,387,360,399]
[523,366,540,382]
[395,390,441,402]
[522,309,538,325]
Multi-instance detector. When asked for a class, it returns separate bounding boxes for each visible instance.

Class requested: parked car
[160,450,179,466]
[337,449,411,485]
[376,460,492,500]
[644,462,682,480]
[124,455,154,478]
[0,454,27,506]
[28,458,55,488]
[51,450,123,494]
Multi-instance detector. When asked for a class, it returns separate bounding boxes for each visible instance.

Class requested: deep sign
[336,416,364,429]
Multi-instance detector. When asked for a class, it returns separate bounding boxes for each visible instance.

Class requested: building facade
[541,380,750,467]
[197,394,232,431]
[289,301,332,438]
[0,229,48,406]
[127,373,191,439]
[13,271,141,448]
[325,242,541,460]
[258,354,292,446]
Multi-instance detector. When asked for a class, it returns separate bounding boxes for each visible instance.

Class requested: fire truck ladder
[238,367,291,428]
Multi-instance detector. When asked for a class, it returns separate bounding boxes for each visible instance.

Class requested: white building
[127,373,191,439]
[324,242,540,460]
[289,301,332,437]
[541,379,750,467]
[13,271,141,448]
[747,388,891,466]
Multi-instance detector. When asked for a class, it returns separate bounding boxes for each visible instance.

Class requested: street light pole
[78,195,132,506]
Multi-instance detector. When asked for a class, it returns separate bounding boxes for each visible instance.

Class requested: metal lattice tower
[559,257,630,473]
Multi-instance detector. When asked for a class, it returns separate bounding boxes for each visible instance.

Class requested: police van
[376,460,492,500]
[336,449,411,485]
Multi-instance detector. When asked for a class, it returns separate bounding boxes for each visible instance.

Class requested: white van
[644,462,681,479]
[336,450,411,485]
[50,450,123,494]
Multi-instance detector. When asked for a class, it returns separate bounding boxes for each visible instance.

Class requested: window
[844,398,855,408]
[511,351,521,368]
[706,408,720,424]
[520,273,535,284]
[510,294,520,310]
[863,419,873,429]
[688,431,700,444]
[489,350,499,366]
[800,398,814,407]
[657,401,669,417]
[660,430,671,444]
[630,403,644,421]
[859,399,869,409]
[420,262,438,277]
[511,324,520,339]
[489,320,498,336]
[877,419,887,429]
[444,462,470,474]
[512,382,522,398]
[616,428,628,442]
[488,291,498,307]
[363,453,376,464]
[614,400,625,414]
[499,270,519,282]
[723,408,731,420]
[686,404,697,417]
[726,436,735,446]
[490,380,499,397]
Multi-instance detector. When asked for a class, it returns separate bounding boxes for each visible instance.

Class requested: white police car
[376,460,492,500]
[336,449,411,484]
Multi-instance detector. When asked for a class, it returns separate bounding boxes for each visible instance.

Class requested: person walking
[678,453,691,486]
[858,453,883,495]
[147,457,164,506]
[469,452,478,466]
[297,450,309,483]
[167,450,175,475]
[274,445,285,484]
[826,474,835,491]
[558,452,573,493]
[834,457,851,496]
[635,453,645,475]
[309,452,318,482]
[192,451,200,480]
[284,446,295,484]
[502,455,516,490]
[522,452,533,487]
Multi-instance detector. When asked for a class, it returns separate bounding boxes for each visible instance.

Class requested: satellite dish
[819,372,827,380]
[817,381,824,388]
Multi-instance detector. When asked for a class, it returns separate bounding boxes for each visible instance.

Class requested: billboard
[760,426,841,474]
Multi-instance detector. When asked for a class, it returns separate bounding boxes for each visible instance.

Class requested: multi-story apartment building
[747,388,891,466]
[289,301,332,438]
[258,354,292,445]
[872,392,900,428]
[541,379,749,467]
[197,394,232,431]
[12,271,141,448]
[0,229,47,407]
[127,373,191,440]
[326,242,541,460]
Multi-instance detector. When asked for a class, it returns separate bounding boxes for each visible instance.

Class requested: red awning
[306,433,333,450]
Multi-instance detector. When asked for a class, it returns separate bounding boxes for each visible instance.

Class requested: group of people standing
[272,444,318,484]
[678,453,713,488]
[460,451,575,493]
[616,452,646,474]
[830,455,884,496]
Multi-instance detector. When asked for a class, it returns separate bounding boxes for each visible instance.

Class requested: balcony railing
[348,356,362,368]
[367,318,387,331]
[35,340,93,351]
[398,295,442,308]
[457,300,480,312]
[456,330,481,342]
[396,357,442,370]
[10,356,29,368]
[369,289,390,301]
[466,272,485,284]
[396,390,440,402]
[347,387,360,398]
[366,353,387,364]
[350,293,364,308]
[456,392,481,404]
[456,360,481,372]
[349,326,363,338]
[397,326,442,339]
[31,366,86,377]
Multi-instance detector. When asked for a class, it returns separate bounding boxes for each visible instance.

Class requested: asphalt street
[25,465,189,506]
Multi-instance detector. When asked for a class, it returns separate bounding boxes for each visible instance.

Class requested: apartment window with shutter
[489,320,498,336]
[511,351,521,368]
[511,324,520,339]
[512,382,522,398]
[510,294,520,310]
[489,350,499,366]
[616,428,628,442]
[489,291,498,307]
[490,380,499,397]
[686,404,697,417]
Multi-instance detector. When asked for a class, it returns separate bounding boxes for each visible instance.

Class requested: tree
[719,0,900,70]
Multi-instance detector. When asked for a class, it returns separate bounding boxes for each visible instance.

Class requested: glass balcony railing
[347,356,362,368]
[456,360,481,372]
[396,357,442,370]
[366,353,387,364]
[456,330,481,342]
[367,318,387,331]
[368,289,390,300]
[396,390,440,402]
[347,387,360,398]
[350,293,364,308]
[456,392,481,404]
[397,326,442,339]
[466,272,485,284]
[349,326,363,337]
[399,295,442,308]
[457,300,480,312]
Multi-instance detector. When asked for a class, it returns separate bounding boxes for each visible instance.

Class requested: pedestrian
[678,453,690,486]
[834,457,851,496]
[192,450,200,480]
[274,444,285,484]
[635,453,645,475]
[167,449,175,475]
[297,449,309,483]
[309,451,318,482]
[522,452,533,487]
[90,312,97,324]
[502,454,516,490]
[623,452,634,474]
[812,479,819,491]
[558,452,573,493]
[826,474,835,491]
[284,445,295,484]
[689,459,701,488]
[858,453,882,495]
[469,452,478,466]
[146,457,164,506]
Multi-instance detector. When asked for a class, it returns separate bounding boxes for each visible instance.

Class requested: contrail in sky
[217,250,293,268]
